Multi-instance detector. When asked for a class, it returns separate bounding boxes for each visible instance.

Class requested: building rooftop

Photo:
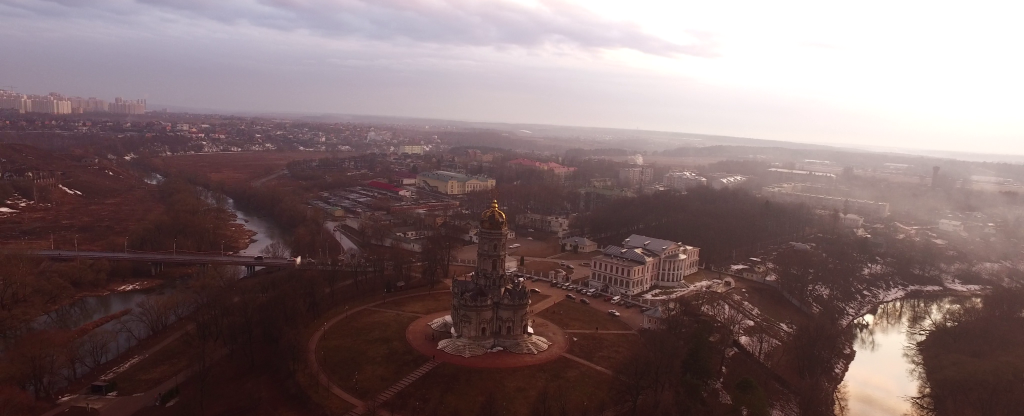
[622,234,680,256]
[601,245,654,264]
[417,170,492,183]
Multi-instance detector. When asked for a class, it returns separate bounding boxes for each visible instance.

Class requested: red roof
[367,180,403,193]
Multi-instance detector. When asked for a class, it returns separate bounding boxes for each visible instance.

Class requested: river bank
[841,292,984,416]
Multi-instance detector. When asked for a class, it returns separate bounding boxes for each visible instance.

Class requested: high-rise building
[619,165,653,188]
[109,97,146,114]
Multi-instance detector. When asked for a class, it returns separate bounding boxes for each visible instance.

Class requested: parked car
[581,262,591,267]
[624,303,634,309]
[608,310,621,317]
[509,244,521,249]
[565,294,576,300]
[566,264,575,270]
[529,288,541,294]
[559,261,567,266]
[576,287,586,293]
[611,296,621,303]
[591,291,602,298]
[253,255,264,261]
[579,298,590,305]
[605,296,614,302]
[550,281,559,287]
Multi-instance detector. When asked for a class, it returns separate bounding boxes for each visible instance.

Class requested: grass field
[567,332,639,371]
[390,357,618,416]
[319,309,426,400]
[377,292,451,315]
[537,300,634,332]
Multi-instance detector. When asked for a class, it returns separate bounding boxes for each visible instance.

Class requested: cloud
[5,0,715,57]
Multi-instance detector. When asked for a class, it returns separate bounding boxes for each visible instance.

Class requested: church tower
[431,198,552,357]
[476,200,510,292]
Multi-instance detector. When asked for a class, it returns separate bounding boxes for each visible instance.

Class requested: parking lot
[520,276,645,330]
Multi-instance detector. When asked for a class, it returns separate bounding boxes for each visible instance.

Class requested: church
[430,200,551,357]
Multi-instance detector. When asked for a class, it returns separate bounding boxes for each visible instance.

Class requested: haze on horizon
[2,0,1022,155]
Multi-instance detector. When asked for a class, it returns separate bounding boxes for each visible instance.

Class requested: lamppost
[221,241,224,256]
[173,238,176,255]
[124,237,128,254]
[74,235,78,253]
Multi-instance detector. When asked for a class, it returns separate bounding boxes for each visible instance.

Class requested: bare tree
[259,240,290,258]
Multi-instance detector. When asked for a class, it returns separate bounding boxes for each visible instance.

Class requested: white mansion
[590,234,700,295]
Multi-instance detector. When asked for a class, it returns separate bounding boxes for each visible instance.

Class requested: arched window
[492,259,498,270]
[493,243,498,251]
[506,325,513,335]
[481,326,487,336]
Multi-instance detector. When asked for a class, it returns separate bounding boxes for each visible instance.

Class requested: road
[18,250,297,267]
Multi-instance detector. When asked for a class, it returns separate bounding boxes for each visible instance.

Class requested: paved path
[366,307,424,317]
[564,330,636,334]
[343,360,440,416]
[560,353,615,376]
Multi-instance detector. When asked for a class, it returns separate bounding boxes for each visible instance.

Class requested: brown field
[536,300,633,331]
[568,332,640,371]
[376,292,451,315]
[319,309,427,400]
[156,151,347,185]
[0,144,164,251]
[389,357,618,415]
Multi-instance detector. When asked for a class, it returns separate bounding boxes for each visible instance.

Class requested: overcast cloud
[1,0,1022,154]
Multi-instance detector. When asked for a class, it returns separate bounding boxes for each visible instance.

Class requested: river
[842,296,978,416]
[32,181,295,380]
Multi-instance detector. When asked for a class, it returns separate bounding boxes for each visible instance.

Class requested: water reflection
[843,296,977,416]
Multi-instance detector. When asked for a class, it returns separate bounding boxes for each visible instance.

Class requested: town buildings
[416,171,495,195]
[765,168,837,186]
[515,213,571,236]
[560,236,598,253]
[762,183,890,217]
[397,145,425,155]
[108,97,146,115]
[663,171,707,190]
[0,90,145,114]
[590,234,701,295]
[507,158,577,184]
[707,174,749,189]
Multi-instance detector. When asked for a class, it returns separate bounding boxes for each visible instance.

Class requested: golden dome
[480,199,507,230]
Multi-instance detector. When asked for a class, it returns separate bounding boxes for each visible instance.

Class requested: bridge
[17,250,298,275]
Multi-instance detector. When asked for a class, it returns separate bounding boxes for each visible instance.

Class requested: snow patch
[59,185,83,195]
[101,354,146,380]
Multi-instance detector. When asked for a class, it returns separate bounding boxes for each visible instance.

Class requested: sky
[1,0,1023,154]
